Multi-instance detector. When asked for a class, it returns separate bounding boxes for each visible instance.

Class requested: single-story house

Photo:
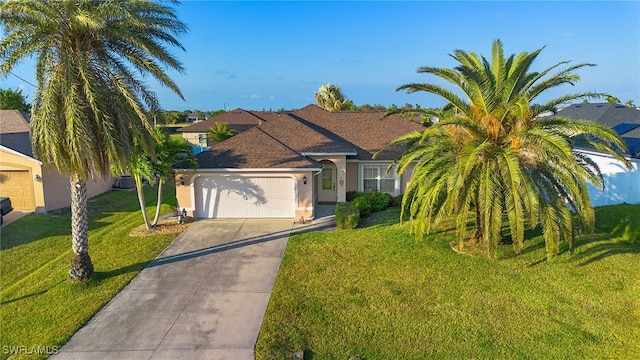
[553,103,640,206]
[173,104,424,220]
[0,110,113,213]
[178,108,280,151]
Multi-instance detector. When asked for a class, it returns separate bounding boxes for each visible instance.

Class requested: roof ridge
[283,113,358,152]
[246,109,275,122]
[254,121,306,157]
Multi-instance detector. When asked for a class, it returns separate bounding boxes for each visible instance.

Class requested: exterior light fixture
[34,174,42,182]
[178,175,185,186]
[303,176,307,185]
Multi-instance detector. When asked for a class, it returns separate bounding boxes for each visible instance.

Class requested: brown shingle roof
[0,110,33,156]
[292,104,424,160]
[184,104,426,170]
[259,114,356,155]
[188,126,320,170]
[0,110,30,134]
[178,108,279,133]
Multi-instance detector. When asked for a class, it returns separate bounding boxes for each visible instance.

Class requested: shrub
[346,191,359,202]
[336,202,360,230]
[369,191,392,212]
[351,191,393,217]
[352,194,372,217]
[391,194,403,207]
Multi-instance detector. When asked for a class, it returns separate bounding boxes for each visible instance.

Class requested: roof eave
[174,167,323,172]
[301,151,357,157]
[0,145,42,165]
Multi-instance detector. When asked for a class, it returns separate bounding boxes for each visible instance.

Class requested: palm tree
[314,83,353,111]
[121,129,195,230]
[385,40,629,259]
[122,138,156,230]
[150,129,196,226]
[207,122,238,143]
[0,0,186,280]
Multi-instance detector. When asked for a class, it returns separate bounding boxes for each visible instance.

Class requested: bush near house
[390,194,403,207]
[351,191,392,217]
[335,202,360,230]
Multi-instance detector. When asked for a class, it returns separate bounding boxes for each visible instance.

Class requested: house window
[198,134,207,147]
[322,167,333,190]
[361,165,399,195]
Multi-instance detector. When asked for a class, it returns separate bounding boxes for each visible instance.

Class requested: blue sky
[1,1,639,111]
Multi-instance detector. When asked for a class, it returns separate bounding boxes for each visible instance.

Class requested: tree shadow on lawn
[0,279,65,305]
[1,289,48,306]
[0,211,114,251]
[380,208,639,266]
[571,211,640,266]
[507,231,638,267]
[570,235,640,266]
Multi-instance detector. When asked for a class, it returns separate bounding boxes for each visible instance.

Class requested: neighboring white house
[553,103,640,206]
[577,149,640,206]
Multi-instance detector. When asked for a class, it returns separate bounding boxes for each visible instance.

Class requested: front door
[318,163,337,203]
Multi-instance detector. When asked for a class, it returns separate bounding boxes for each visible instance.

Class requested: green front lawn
[0,186,179,360]
[257,205,640,359]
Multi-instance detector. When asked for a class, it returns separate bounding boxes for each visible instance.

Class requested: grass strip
[257,205,640,359]
[0,186,179,360]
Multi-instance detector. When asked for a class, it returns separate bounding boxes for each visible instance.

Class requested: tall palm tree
[0,0,186,280]
[314,83,353,112]
[207,122,238,143]
[385,40,629,259]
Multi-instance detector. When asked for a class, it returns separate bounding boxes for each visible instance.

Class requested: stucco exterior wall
[295,171,315,220]
[181,132,205,147]
[346,162,359,192]
[400,162,416,193]
[174,172,193,215]
[579,150,640,207]
[41,164,113,212]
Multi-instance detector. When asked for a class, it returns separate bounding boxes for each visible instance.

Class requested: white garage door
[195,175,295,218]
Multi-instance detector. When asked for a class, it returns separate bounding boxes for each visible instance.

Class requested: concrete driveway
[53,218,293,360]
[1,210,31,228]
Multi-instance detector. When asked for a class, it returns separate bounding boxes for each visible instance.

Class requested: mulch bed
[129,217,194,237]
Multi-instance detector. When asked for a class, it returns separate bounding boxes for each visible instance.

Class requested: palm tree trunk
[135,174,152,230]
[69,174,93,281]
[472,198,482,244]
[151,178,163,226]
